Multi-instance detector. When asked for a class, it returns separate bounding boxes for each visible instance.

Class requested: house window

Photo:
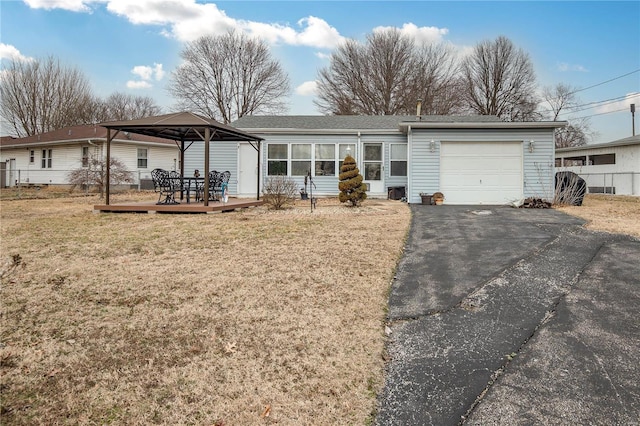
[137,148,148,168]
[82,146,90,167]
[590,153,615,165]
[338,144,356,171]
[267,144,288,176]
[41,149,52,168]
[315,144,335,176]
[554,158,562,167]
[563,156,586,166]
[29,150,35,164]
[390,144,407,176]
[291,144,311,176]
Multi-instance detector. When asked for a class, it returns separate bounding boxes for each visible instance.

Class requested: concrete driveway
[377,205,640,425]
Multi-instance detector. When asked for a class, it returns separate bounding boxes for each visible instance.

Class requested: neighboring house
[0,125,178,188]
[555,135,640,196]
[185,115,563,205]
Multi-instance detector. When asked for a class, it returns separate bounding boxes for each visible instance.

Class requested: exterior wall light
[430,140,436,152]
[528,140,534,153]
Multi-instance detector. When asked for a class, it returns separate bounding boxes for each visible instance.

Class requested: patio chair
[151,168,178,204]
[208,170,221,201]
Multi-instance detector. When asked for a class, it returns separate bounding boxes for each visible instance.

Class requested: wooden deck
[94,198,263,214]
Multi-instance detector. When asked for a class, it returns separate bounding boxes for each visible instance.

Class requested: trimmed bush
[338,155,367,206]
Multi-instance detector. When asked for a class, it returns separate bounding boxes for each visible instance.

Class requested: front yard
[0,193,410,425]
[1,191,637,425]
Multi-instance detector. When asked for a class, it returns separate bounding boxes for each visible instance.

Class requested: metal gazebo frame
[100,112,264,206]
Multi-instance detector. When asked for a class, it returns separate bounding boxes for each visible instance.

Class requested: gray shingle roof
[556,135,640,152]
[232,115,503,130]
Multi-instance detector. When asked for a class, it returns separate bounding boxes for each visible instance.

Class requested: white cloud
[557,62,588,72]
[296,81,318,96]
[131,63,164,81]
[0,43,34,62]
[291,16,344,48]
[126,80,152,89]
[594,92,640,114]
[23,0,98,12]
[128,62,164,89]
[26,0,345,48]
[315,52,331,60]
[373,22,449,44]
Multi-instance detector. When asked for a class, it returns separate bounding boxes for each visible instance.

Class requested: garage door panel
[440,142,523,205]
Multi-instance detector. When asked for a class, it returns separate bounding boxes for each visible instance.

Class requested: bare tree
[67,155,133,198]
[315,28,461,115]
[542,83,593,147]
[90,92,163,123]
[461,36,539,121]
[0,56,95,137]
[169,31,290,124]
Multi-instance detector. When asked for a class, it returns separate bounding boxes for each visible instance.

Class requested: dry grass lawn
[2,190,637,425]
[556,194,640,239]
[1,192,410,425]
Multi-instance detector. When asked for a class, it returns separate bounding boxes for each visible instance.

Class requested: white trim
[399,121,567,131]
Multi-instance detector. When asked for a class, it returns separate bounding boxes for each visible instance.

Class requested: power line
[566,107,629,121]
[556,92,640,116]
[567,68,640,96]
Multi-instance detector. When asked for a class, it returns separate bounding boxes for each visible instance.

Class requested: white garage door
[440,141,523,205]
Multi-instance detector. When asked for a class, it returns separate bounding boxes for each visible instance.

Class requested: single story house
[206,115,565,205]
[0,125,178,188]
[555,135,640,196]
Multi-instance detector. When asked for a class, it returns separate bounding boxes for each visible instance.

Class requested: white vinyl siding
[409,128,555,204]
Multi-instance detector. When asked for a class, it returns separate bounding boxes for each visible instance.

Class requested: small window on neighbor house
[41,149,52,168]
[29,150,35,164]
[82,146,90,167]
[590,153,615,165]
[137,148,148,168]
[563,155,586,166]
[554,158,562,167]
[267,144,288,176]
[390,144,408,176]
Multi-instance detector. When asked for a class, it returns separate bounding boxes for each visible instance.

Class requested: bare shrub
[262,175,298,209]
[67,156,133,198]
[554,171,587,206]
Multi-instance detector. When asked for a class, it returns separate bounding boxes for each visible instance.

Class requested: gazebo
[99,112,264,209]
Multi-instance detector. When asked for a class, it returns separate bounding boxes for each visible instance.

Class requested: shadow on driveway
[377,205,640,425]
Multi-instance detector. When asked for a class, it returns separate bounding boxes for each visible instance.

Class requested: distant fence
[568,172,639,196]
[2,168,155,191]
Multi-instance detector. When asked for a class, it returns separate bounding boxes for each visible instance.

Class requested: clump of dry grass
[556,194,640,238]
[0,195,410,425]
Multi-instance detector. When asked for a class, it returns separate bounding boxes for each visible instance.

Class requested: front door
[238,143,259,197]
[363,143,383,193]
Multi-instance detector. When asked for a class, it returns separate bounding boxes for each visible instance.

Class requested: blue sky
[1,0,639,143]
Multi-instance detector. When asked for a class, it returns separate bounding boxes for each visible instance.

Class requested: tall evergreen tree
[338,155,367,206]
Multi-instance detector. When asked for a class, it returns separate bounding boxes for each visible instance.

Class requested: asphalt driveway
[377,205,640,425]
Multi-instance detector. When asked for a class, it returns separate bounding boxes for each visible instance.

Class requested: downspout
[407,125,412,203]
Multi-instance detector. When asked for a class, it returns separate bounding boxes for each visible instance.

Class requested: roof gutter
[397,121,568,132]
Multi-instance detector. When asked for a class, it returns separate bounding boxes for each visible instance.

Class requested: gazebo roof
[100,111,263,142]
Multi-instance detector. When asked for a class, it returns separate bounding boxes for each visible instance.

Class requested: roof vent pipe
[416,99,422,120]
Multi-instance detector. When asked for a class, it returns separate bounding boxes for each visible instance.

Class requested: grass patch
[556,194,640,238]
[1,194,411,425]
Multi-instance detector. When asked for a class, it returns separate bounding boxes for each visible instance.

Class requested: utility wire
[566,107,628,121]
[541,68,640,104]
[540,92,639,115]
[567,68,640,96]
